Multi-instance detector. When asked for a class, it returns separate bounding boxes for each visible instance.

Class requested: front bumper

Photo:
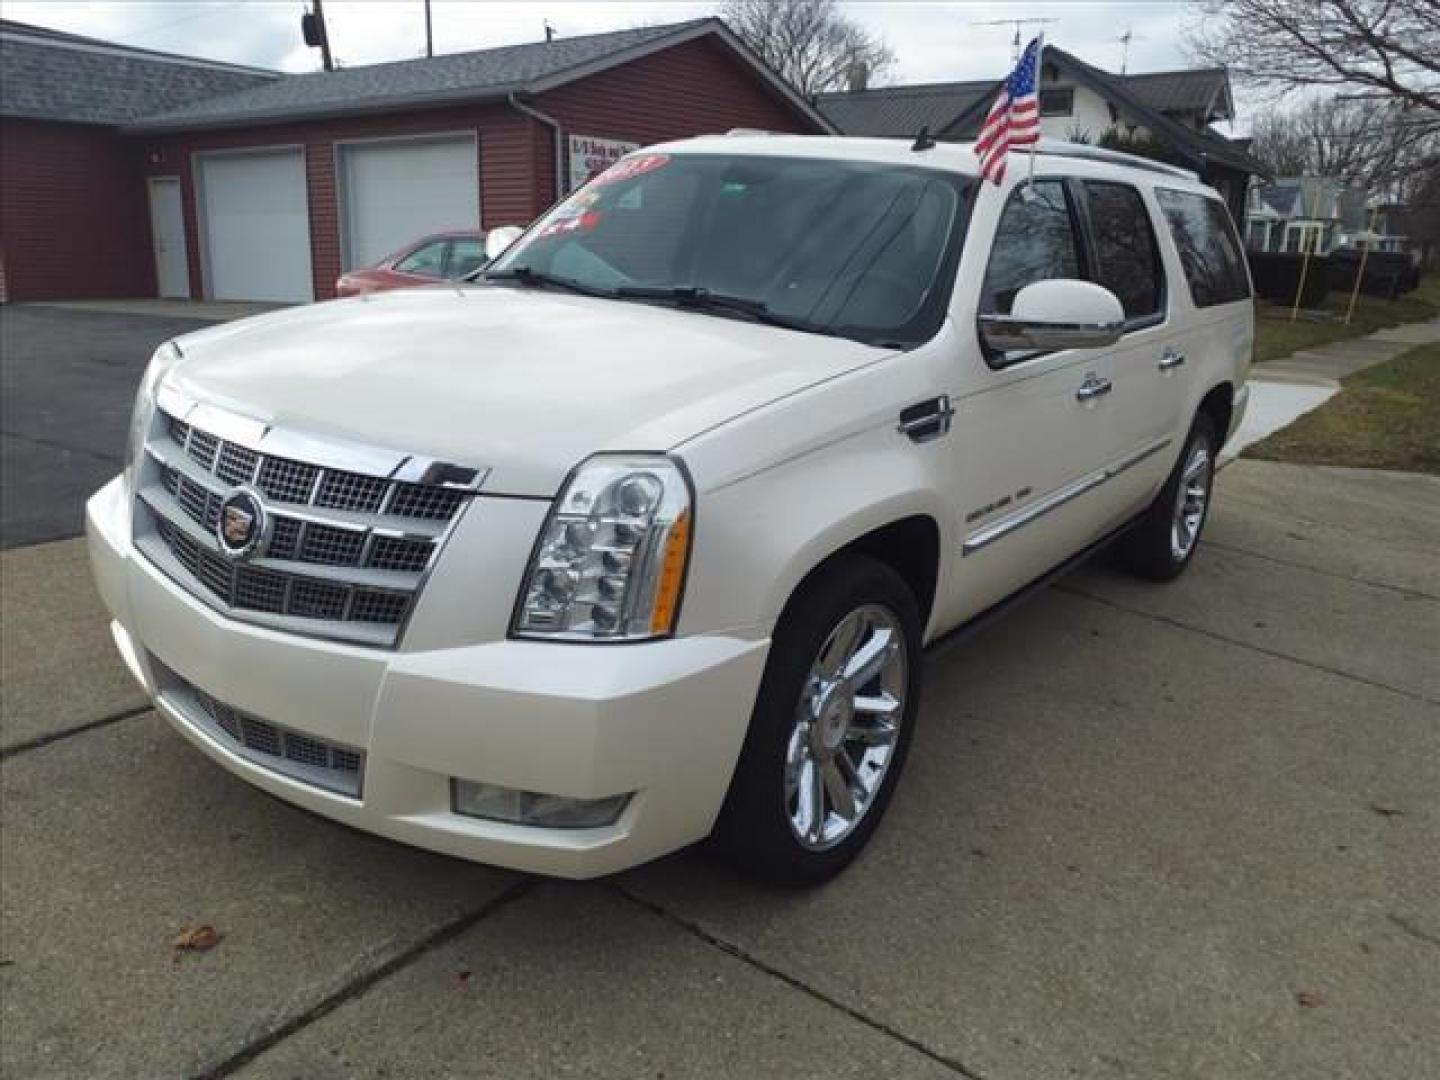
[87,476,769,878]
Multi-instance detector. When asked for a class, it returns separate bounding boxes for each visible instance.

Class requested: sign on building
[568,135,639,193]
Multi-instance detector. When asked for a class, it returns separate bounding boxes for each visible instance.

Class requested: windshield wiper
[484,265,614,297]
[614,285,824,336]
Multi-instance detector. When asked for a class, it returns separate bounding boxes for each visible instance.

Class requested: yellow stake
[1290,181,1325,323]
[1344,205,1379,326]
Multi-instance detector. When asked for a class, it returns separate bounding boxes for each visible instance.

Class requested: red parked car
[334,230,489,298]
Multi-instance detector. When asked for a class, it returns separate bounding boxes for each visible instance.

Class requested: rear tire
[1120,413,1217,581]
[712,556,922,887]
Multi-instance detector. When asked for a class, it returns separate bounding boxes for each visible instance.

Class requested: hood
[169,285,888,497]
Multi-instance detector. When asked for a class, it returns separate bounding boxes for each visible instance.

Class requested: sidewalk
[1225,316,1440,462]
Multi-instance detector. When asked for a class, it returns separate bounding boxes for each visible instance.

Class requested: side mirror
[979,279,1125,353]
[484,226,524,260]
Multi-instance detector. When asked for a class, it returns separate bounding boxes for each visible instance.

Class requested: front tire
[712,556,922,887]
[1120,413,1217,581]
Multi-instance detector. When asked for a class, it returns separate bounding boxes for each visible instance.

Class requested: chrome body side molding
[962,437,1172,556]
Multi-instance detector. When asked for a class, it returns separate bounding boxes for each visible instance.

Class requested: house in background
[1242,177,1416,256]
[0,17,833,304]
[819,48,1266,220]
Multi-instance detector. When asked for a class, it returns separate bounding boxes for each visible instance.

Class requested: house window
[1039,87,1074,117]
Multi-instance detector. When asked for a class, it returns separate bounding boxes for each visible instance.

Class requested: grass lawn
[1252,274,1440,364]
[1245,342,1440,474]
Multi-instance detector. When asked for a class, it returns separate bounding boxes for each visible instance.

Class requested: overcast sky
[8,1,1234,123]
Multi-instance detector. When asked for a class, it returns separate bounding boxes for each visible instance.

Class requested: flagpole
[1028,34,1044,189]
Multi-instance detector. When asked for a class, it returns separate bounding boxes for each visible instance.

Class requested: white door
[339,136,479,270]
[939,178,1124,624]
[197,149,312,302]
[148,177,190,299]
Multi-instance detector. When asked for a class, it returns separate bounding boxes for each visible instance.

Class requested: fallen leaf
[1296,990,1324,1008]
[173,924,222,953]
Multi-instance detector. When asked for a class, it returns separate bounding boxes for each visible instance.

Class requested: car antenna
[912,126,936,151]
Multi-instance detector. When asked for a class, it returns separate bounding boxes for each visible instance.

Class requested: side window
[1080,180,1164,321]
[394,240,447,277]
[446,238,487,278]
[981,180,1081,315]
[1154,189,1251,307]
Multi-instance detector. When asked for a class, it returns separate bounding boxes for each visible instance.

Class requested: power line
[124,1,245,41]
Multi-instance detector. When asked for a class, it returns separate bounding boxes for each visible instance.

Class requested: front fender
[677,421,951,639]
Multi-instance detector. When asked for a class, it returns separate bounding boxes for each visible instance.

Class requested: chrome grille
[133,402,483,649]
[155,662,365,797]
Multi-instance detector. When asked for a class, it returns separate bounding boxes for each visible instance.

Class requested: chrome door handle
[1159,348,1186,371]
[1075,374,1112,403]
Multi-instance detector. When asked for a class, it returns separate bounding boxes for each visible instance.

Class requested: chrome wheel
[1170,438,1212,561]
[785,604,907,851]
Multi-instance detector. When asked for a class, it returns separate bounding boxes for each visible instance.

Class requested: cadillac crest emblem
[216,487,267,560]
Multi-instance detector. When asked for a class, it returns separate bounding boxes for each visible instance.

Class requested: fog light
[451,779,630,829]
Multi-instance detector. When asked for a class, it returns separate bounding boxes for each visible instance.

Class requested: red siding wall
[138,103,538,301]
[0,118,151,302]
[534,35,815,206]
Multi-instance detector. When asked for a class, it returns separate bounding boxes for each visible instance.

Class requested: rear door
[1069,177,1186,517]
[1151,188,1254,450]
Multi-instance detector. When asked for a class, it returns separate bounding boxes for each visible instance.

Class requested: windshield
[486,153,973,347]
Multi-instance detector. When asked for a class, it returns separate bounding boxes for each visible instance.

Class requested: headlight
[513,454,693,641]
[126,340,182,492]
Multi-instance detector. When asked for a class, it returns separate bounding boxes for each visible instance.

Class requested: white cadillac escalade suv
[88,135,1252,885]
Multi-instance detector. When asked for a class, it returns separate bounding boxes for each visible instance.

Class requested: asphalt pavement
[2,458,1436,1080]
[0,306,218,549]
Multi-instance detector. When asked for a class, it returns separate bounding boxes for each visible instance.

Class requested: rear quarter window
[1154,189,1250,308]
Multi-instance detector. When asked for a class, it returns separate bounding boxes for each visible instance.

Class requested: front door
[148,177,189,299]
[937,178,1124,626]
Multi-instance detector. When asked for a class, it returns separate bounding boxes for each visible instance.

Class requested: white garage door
[197,149,312,302]
[339,136,479,270]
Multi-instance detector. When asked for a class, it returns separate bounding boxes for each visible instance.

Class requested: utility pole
[302,0,334,71]
[424,0,433,58]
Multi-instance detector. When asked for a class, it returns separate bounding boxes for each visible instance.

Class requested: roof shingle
[0,20,275,125]
[126,20,713,131]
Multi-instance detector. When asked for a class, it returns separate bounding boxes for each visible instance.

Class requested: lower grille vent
[155,662,365,797]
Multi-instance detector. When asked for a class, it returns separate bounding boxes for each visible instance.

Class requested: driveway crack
[192,877,536,1079]
[1202,540,1440,601]
[1056,585,1435,705]
[1388,913,1440,951]
[0,704,152,762]
[613,883,987,1080]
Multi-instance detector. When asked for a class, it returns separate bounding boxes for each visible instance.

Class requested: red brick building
[0,18,832,304]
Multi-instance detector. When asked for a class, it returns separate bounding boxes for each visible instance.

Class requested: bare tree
[721,0,895,97]
[1247,111,1312,176]
[1187,0,1439,116]
[1248,95,1438,195]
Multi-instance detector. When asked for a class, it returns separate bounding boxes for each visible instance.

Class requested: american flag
[974,37,1042,185]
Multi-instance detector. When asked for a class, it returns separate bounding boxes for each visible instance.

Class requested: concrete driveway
[2,457,1436,1080]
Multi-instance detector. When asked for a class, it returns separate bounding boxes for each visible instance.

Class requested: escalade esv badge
[217,487,267,560]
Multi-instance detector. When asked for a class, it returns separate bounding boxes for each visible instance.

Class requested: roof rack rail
[1031,139,1198,181]
[724,128,782,137]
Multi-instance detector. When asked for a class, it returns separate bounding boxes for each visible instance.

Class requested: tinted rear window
[1081,180,1164,321]
[1154,189,1250,308]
